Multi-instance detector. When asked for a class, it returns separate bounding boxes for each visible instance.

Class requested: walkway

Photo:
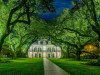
[43,58,70,75]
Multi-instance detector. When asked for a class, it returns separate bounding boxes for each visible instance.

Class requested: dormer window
[41,41,43,44]
[38,41,40,45]
[48,41,51,44]
[43,41,46,44]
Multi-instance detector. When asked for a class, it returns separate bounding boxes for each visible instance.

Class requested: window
[50,48,51,52]
[36,48,37,51]
[34,48,36,52]
[54,48,55,52]
[52,48,55,52]
[38,48,40,52]
[34,48,37,52]
[47,48,49,52]
[40,48,42,52]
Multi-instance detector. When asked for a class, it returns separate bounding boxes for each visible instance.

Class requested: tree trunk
[0,44,2,53]
[0,52,1,61]
[0,30,11,53]
[76,48,81,61]
[66,54,70,58]
[12,52,17,59]
[0,37,5,53]
[76,53,81,61]
[21,53,25,58]
[66,46,70,58]
[0,49,2,61]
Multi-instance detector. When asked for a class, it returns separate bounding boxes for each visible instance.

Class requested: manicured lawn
[0,58,44,75]
[49,58,100,75]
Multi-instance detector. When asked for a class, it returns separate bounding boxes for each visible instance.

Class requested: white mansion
[28,39,61,58]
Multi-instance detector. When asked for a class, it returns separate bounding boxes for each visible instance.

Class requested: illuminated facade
[28,39,61,58]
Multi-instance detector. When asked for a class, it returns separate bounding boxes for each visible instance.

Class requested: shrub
[86,59,100,66]
[82,54,99,59]
[97,58,100,63]
[0,59,11,63]
[87,60,97,65]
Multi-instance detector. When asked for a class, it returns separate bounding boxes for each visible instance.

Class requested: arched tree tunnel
[0,0,100,61]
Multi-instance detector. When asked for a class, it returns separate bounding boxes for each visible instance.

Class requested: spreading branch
[45,34,78,48]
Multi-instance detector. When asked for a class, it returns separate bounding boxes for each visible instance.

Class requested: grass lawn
[0,58,44,75]
[49,58,100,75]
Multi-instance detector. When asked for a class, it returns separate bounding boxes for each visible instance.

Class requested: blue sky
[38,0,74,21]
[3,0,74,21]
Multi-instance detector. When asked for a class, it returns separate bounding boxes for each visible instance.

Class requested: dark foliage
[86,58,100,66]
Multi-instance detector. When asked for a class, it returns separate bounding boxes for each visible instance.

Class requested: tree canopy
[0,0,100,60]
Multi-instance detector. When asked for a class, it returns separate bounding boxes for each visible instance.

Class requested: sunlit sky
[38,0,74,21]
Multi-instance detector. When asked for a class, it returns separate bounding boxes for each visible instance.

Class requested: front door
[52,54,54,58]
[48,54,50,58]
[35,53,37,58]
[43,52,46,58]
[39,54,41,58]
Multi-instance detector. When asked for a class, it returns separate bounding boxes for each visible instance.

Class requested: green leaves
[0,0,55,53]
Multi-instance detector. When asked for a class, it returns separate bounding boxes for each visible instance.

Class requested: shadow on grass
[0,60,12,63]
[12,58,26,60]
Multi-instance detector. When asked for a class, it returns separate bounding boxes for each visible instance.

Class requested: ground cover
[0,58,44,75]
[49,58,100,75]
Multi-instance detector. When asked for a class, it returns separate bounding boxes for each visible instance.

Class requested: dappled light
[84,44,98,52]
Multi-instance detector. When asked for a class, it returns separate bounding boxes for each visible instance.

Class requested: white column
[56,47,57,58]
[51,47,52,58]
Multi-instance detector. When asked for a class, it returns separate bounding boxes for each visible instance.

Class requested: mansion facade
[28,39,61,58]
